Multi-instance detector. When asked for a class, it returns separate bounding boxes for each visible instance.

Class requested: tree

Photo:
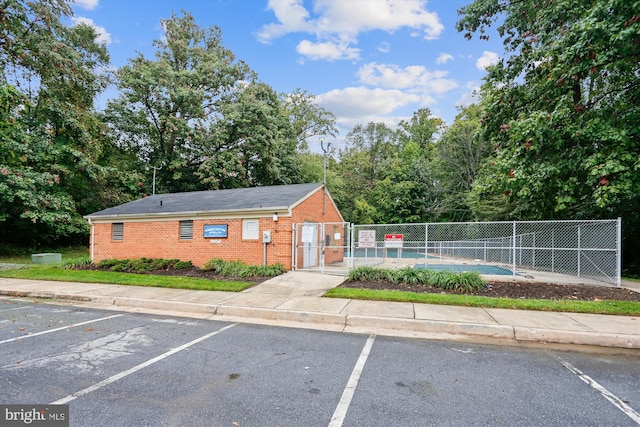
[435,104,492,221]
[335,122,400,222]
[458,0,640,271]
[372,109,444,223]
[0,0,139,248]
[280,89,337,151]
[196,82,299,189]
[106,11,254,193]
[398,108,443,154]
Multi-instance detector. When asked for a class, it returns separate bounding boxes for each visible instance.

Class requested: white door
[302,223,319,268]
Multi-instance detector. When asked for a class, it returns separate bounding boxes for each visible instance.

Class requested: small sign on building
[384,234,403,248]
[204,224,228,238]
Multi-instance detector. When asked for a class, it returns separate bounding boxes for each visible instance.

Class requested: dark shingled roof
[86,183,323,218]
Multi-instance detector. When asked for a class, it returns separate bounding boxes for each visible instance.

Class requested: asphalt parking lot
[2,298,639,426]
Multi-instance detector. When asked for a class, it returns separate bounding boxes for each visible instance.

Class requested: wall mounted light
[273,213,278,222]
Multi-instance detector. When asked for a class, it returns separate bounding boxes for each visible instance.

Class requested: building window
[242,219,259,240]
[112,223,124,241]
[179,220,193,240]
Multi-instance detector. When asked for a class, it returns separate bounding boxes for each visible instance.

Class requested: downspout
[88,218,94,263]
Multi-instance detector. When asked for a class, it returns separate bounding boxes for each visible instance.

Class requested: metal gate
[292,222,352,274]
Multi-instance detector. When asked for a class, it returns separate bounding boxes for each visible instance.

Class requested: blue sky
[70,0,504,150]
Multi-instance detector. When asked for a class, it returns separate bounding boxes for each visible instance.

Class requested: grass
[2,250,639,315]
[324,287,640,316]
[0,265,253,292]
[0,246,89,264]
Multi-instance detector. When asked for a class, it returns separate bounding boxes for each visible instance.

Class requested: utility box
[31,253,62,264]
[262,231,271,243]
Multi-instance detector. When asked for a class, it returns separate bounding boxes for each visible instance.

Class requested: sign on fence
[358,230,376,248]
[384,234,403,248]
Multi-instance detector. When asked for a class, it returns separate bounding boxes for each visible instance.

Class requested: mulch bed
[341,280,640,302]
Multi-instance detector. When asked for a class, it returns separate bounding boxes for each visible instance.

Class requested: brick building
[85,183,344,269]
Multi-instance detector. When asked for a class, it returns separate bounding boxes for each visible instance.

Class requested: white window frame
[242,219,259,240]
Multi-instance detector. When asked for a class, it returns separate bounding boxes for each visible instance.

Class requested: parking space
[2,299,639,426]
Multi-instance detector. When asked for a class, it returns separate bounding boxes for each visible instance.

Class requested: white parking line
[0,314,125,345]
[0,305,32,312]
[51,323,238,405]
[560,358,640,425]
[329,334,376,427]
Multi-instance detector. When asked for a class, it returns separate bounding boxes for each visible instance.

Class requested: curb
[2,289,638,352]
[514,327,640,349]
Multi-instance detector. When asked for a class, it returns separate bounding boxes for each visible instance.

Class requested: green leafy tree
[280,89,337,151]
[106,11,254,193]
[372,109,444,223]
[0,0,140,248]
[435,104,493,221]
[458,0,640,272]
[335,122,400,222]
[197,82,299,188]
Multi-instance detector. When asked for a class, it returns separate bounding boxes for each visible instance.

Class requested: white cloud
[296,39,360,61]
[257,0,314,42]
[476,51,500,70]
[377,42,391,53]
[258,0,443,60]
[72,17,111,45]
[357,62,457,94]
[73,0,99,10]
[436,53,453,64]
[316,86,421,118]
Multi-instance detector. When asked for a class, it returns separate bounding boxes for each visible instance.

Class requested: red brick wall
[89,187,344,270]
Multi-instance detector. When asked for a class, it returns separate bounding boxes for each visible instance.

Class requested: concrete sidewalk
[1,272,638,354]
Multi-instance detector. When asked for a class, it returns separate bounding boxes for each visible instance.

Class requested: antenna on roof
[151,163,162,195]
[320,138,332,215]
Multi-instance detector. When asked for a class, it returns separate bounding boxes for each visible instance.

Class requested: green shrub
[255,263,286,277]
[96,258,194,273]
[427,270,456,289]
[202,258,284,277]
[452,271,485,293]
[97,258,121,269]
[59,256,92,270]
[109,263,129,272]
[423,269,486,293]
[347,266,391,282]
[396,267,428,285]
[173,260,193,270]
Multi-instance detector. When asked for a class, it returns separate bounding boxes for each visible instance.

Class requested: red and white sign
[384,234,403,248]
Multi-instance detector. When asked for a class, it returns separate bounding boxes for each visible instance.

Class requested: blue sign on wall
[204,224,228,238]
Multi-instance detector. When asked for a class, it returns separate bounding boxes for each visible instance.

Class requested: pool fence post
[577,224,581,278]
[616,217,621,286]
[512,221,517,276]
[424,223,429,267]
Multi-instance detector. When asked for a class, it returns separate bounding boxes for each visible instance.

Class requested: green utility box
[31,253,62,264]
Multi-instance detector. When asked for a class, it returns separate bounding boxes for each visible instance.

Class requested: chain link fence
[351,219,621,285]
[292,222,351,273]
